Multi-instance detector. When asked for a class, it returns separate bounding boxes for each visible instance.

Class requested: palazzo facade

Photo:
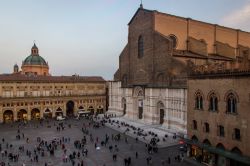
[108,5,250,136]
[187,69,250,166]
[0,44,106,123]
[0,75,106,123]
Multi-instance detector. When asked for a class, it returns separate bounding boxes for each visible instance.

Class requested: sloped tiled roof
[0,74,106,83]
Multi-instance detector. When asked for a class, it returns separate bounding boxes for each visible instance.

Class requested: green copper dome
[22,44,48,66]
[23,55,48,66]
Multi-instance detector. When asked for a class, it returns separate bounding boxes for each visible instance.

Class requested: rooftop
[0,74,106,83]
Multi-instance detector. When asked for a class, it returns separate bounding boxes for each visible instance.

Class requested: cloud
[220,3,250,31]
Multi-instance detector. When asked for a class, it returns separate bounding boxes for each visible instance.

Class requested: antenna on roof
[140,0,143,9]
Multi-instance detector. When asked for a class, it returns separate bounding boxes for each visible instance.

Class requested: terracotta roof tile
[0,74,106,83]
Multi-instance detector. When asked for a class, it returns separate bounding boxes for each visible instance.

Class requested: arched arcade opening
[43,108,52,119]
[56,107,63,116]
[17,109,28,121]
[66,100,74,117]
[88,106,95,115]
[31,108,40,120]
[3,110,14,123]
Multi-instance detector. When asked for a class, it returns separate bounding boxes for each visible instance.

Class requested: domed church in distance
[14,43,49,76]
[0,42,106,123]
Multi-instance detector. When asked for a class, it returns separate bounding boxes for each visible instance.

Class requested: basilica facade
[0,44,106,123]
[108,5,250,136]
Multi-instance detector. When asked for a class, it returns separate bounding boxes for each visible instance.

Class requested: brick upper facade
[114,7,250,88]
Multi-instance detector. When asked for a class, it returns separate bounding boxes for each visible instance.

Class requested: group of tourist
[0,114,186,166]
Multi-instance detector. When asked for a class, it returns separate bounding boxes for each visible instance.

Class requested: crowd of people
[0,114,186,166]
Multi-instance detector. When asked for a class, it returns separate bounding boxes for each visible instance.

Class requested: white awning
[78,111,90,114]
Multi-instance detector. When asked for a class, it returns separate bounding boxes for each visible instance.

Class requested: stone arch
[216,143,225,150]
[97,105,104,114]
[55,107,63,116]
[207,90,219,111]
[66,100,74,117]
[121,98,127,115]
[78,106,84,110]
[44,108,52,119]
[207,90,220,101]
[194,89,204,99]
[17,109,28,121]
[134,86,144,97]
[88,105,95,115]
[3,110,14,123]
[231,147,242,155]
[133,86,144,120]
[194,89,204,110]
[203,139,212,146]
[157,101,165,125]
[225,90,238,114]
[31,108,40,120]
[224,90,239,102]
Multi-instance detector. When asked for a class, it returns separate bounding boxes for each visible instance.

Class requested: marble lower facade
[108,81,187,136]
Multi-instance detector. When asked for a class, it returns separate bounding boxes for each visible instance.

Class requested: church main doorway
[160,109,165,124]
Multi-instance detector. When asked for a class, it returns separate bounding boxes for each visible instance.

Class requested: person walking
[168,157,171,164]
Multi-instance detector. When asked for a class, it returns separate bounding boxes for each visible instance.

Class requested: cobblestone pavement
[0,118,194,166]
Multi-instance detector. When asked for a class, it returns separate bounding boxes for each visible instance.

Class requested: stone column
[63,103,66,117]
[74,100,78,116]
[52,106,56,118]
[13,107,18,122]
[27,106,31,121]
[0,107,3,123]
[40,107,44,119]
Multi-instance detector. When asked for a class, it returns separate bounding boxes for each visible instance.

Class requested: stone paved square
[0,118,193,166]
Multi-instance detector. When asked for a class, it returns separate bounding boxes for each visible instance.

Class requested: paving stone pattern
[0,118,192,166]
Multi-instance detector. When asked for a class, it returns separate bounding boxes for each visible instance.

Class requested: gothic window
[226,93,237,114]
[169,34,178,49]
[195,91,203,110]
[233,128,241,141]
[209,92,218,112]
[138,35,144,58]
[218,125,225,137]
[204,123,209,133]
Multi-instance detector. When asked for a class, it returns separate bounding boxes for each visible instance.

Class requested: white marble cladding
[108,81,187,135]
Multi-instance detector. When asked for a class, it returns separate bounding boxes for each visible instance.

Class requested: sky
[0,0,250,80]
